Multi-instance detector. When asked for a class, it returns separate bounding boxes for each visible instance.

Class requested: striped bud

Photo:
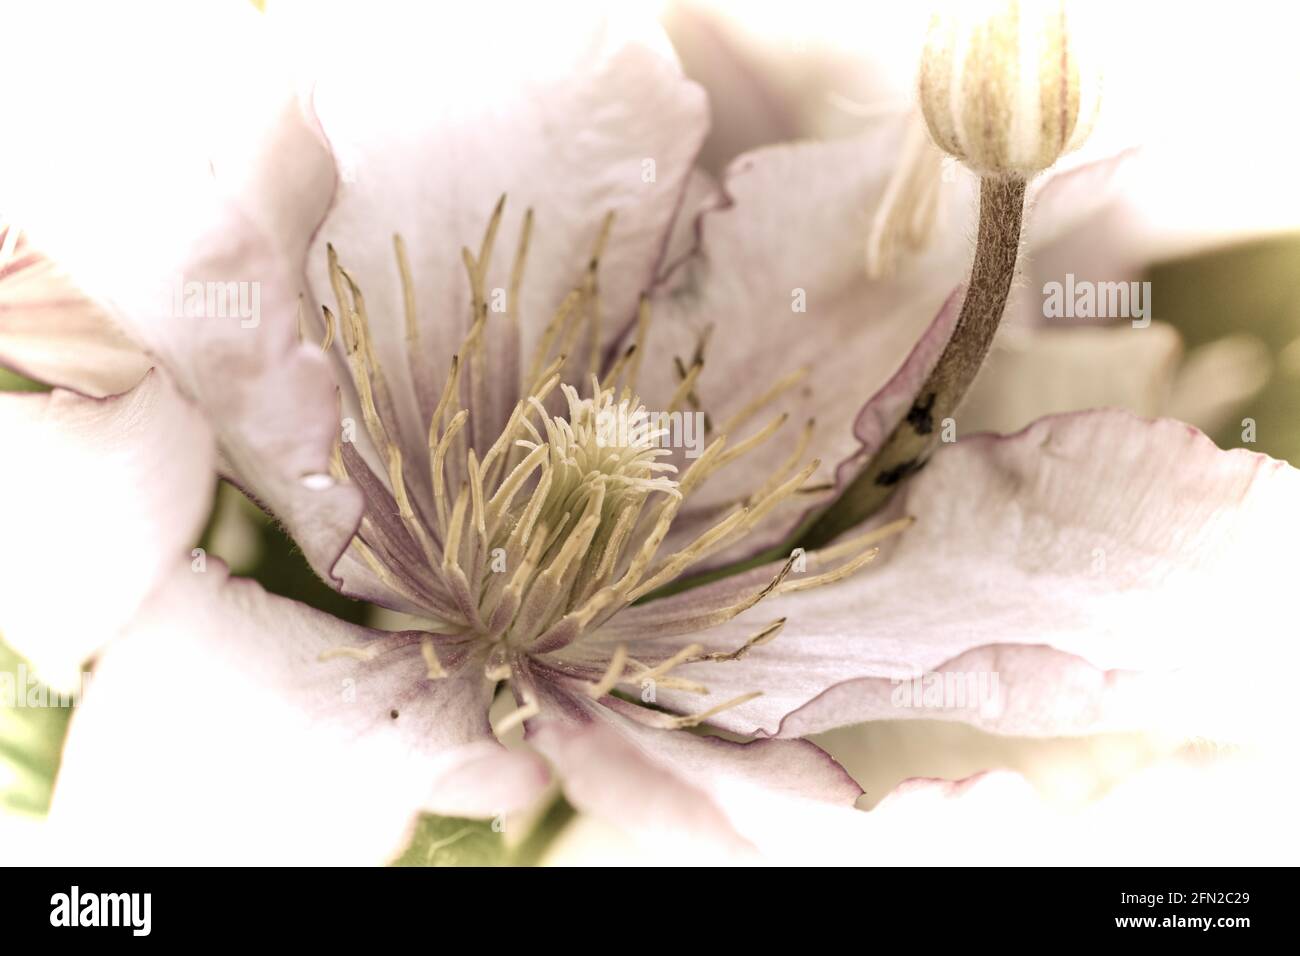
[918,0,1101,177]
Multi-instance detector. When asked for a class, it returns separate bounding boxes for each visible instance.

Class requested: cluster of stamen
[307,197,906,731]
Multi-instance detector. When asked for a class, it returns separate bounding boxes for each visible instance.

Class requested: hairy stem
[802,174,1027,548]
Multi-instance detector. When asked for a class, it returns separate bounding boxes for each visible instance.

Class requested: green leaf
[390,797,577,867]
[391,814,508,867]
[0,367,50,392]
[0,638,74,816]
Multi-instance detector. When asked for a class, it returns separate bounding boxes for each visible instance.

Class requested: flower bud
[918,0,1101,177]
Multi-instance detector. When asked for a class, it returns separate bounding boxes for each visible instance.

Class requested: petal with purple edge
[0,232,149,398]
[607,411,1300,740]
[523,672,860,858]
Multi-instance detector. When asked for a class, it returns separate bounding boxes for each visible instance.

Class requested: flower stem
[801,174,1027,548]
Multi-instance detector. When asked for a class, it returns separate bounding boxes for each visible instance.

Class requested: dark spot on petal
[876,457,924,487]
[389,709,399,720]
[905,392,937,436]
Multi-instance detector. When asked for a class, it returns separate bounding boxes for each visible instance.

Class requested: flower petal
[298,2,708,457]
[2,3,363,589]
[0,230,149,397]
[614,411,1300,740]
[0,371,214,686]
[637,125,1131,570]
[523,674,859,857]
[639,119,973,566]
[49,561,550,865]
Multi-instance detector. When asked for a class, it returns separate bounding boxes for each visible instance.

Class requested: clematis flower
[3,1,1297,865]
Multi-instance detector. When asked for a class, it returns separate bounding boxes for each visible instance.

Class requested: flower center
[312,198,905,729]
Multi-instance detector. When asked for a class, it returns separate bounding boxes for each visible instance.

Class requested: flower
[2,1,1297,864]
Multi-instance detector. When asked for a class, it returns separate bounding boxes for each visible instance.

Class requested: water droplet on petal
[301,472,334,491]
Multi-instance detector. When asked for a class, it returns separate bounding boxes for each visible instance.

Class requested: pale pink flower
[1,2,1295,864]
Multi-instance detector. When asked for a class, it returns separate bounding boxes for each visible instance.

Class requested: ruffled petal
[609,411,1300,740]
[523,673,859,857]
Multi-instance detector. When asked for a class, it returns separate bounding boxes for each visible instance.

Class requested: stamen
[326,244,358,353]
[493,692,539,736]
[319,304,336,353]
[621,296,652,398]
[431,408,469,536]
[712,413,787,471]
[349,537,427,606]
[777,546,880,595]
[508,208,534,330]
[717,366,809,437]
[688,618,786,663]
[865,113,945,280]
[601,344,637,394]
[318,630,423,664]
[328,437,347,483]
[636,643,704,684]
[666,360,704,414]
[744,418,814,506]
[485,443,547,538]
[443,484,470,574]
[665,326,713,427]
[627,506,753,601]
[386,444,438,569]
[318,199,910,741]
[584,211,616,383]
[467,449,487,546]
[586,644,628,699]
[478,194,507,275]
[810,515,915,564]
[525,290,581,392]
[393,233,419,346]
[428,355,462,444]
[420,636,448,680]
[484,642,512,682]
[667,691,764,729]
[319,645,380,663]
